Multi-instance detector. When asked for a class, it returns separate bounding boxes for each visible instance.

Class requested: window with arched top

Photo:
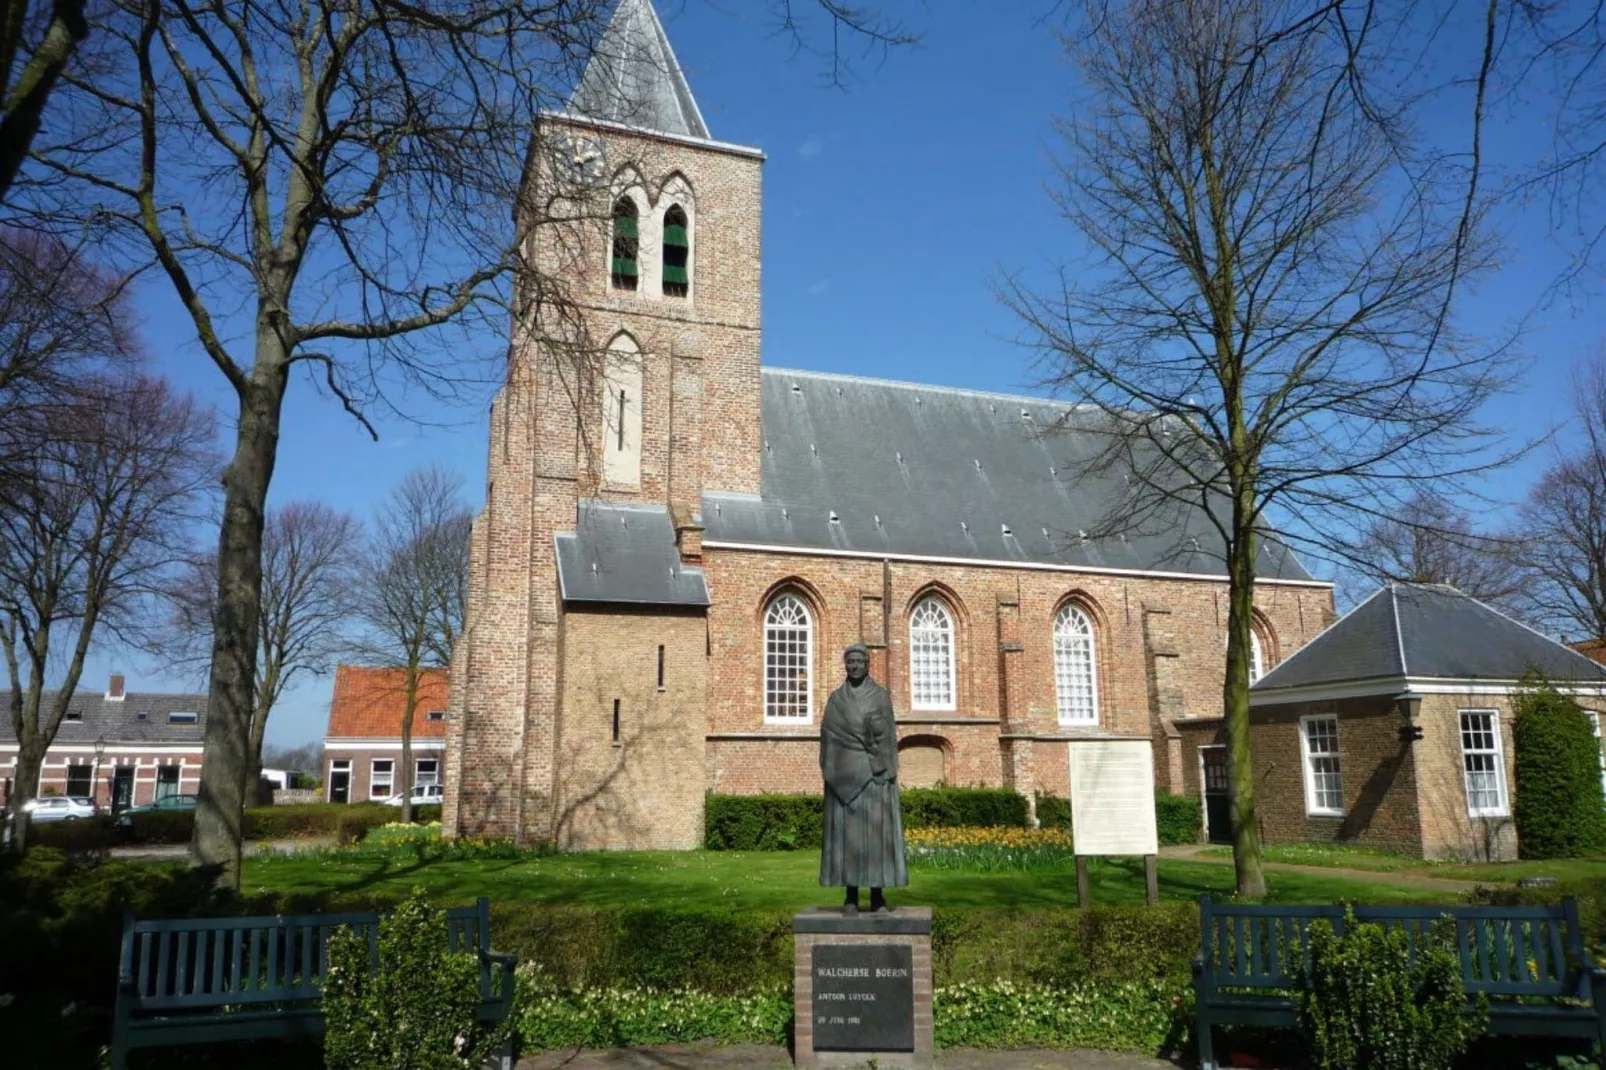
[1249,630,1266,684]
[611,198,638,291]
[909,597,956,711]
[764,593,813,722]
[1053,604,1099,725]
[662,204,689,298]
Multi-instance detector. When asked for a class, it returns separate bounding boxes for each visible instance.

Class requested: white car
[25,796,98,822]
[380,783,443,807]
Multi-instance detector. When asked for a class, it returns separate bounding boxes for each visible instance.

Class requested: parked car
[25,796,98,822]
[380,783,443,807]
[116,793,199,826]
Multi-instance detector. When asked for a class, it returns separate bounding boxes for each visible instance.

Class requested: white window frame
[1589,712,1606,802]
[763,594,814,724]
[1458,708,1509,818]
[370,758,395,799]
[909,596,957,712]
[415,757,440,787]
[327,759,351,802]
[1053,603,1099,726]
[1299,714,1345,816]
[1249,631,1266,684]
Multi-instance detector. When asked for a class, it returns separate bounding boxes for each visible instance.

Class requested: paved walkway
[519,1046,1179,1069]
[1159,843,1487,895]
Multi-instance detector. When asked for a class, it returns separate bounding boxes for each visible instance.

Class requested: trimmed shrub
[1296,909,1485,1070]
[1035,792,1073,830]
[1513,672,1606,859]
[28,802,421,852]
[1155,791,1202,846]
[703,787,1029,850]
[324,891,511,1069]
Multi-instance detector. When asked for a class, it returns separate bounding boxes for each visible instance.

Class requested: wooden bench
[110,896,517,1070]
[1193,895,1606,1070]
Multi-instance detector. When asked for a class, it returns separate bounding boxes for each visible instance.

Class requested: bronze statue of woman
[819,643,908,913]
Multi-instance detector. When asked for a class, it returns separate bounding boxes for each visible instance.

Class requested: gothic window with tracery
[1053,604,1098,725]
[909,597,956,711]
[764,594,812,722]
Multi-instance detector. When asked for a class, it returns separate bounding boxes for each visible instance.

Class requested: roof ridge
[1389,581,1409,677]
[568,0,709,139]
[1251,585,1391,688]
[763,366,1099,412]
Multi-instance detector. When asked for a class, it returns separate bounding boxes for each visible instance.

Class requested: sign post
[1068,738,1161,907]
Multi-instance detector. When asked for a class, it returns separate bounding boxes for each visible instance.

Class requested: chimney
[106,673,125,701]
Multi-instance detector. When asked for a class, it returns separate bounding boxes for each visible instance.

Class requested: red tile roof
[1569,639,1606,664]
[326,665,450,739]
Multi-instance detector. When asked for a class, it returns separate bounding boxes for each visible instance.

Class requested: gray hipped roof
[556,500,711,606]
[568,0,710,139]
[701,368,1314,581]
[1251,582,1606,694]
[0,686,207,745]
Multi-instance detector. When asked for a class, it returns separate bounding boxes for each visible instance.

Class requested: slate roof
[556,500,711,606]
[567,0,710,139]
[0,684,207,745]
[1251,582,1606,695]
[700,368,1315,582]
[325,666,450,739]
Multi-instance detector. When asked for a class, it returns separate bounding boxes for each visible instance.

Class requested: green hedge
[704,788,1029,850]
[705,788,1199,851]
[1513,673,1606,859]
[28,801,438,852]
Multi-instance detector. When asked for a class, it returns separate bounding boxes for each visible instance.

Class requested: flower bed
[906,826,1077,871]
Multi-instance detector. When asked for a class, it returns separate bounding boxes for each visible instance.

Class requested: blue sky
[80,1,1599,747]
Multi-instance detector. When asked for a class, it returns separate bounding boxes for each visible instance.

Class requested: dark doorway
[329,761,351,804]
[1201,746,1232,844]
[112,766,134,811]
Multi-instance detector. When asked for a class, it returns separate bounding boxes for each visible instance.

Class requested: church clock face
[555,134,606,186]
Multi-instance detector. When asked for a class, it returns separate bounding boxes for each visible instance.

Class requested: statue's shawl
[820,680,895,805]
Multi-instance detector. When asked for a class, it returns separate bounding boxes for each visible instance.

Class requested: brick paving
[518,1045,1179,1069]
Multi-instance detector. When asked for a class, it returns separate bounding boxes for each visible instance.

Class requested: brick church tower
[442,0,762,847]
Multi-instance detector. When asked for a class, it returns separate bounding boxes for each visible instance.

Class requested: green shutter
[614,214,638,239]
[664,223,688,246]
[663,265,688,285]
[612,257,638,277]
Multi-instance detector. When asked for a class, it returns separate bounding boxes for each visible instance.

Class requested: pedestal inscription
[812,944,914,1051]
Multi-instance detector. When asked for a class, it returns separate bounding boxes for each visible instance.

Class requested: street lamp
[1395,691,1423,743]
[92,735,107,815]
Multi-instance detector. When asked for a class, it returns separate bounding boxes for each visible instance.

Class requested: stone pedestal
[792,907,933,1070]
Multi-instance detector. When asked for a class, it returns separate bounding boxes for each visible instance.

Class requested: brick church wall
[552,605,708,850]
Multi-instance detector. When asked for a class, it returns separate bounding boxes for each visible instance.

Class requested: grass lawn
[241,845,1453,909]
[1423,856,1606,883]
[1197,842,1423,872]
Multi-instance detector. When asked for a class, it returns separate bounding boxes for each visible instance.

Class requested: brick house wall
[3,746,203,808]
[1412,692,1518,861]
[322,742,447,803]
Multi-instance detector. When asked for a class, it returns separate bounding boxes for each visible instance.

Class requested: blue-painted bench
[110,897,517,1070]
[1194,895,1606,1070]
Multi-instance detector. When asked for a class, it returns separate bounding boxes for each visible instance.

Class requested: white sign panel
[1069,739,1159,857]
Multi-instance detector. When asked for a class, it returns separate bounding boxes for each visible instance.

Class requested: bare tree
[352,466,469,824]
[1007,0,1512,896]
[149,501,360,801]
[0,374,214,851]
[1516,353,1606,641]
[21,0,910,888]
[1355,492,1523,606]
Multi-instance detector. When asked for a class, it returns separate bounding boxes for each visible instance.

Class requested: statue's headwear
[843,643,870,659]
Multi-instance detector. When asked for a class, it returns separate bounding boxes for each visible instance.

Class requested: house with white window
[0,674,206,809]
[1182,582,1606,861]
[322,665,448,804]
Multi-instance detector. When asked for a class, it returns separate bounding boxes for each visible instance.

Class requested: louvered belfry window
[909,597,956,711]
[662,205,689,297]
[611,198,638,290]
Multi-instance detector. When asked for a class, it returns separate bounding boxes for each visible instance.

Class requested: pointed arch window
[1249,631,1267,684]
[764,593,812,722]
[662,204,689,297]
[909,597,956,711]
[611,198,638,291]
[1053,604,1099,725]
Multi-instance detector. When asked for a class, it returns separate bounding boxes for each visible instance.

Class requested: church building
[440,0,1337,849]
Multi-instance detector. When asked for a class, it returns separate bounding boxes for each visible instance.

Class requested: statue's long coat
[819,677,908,889]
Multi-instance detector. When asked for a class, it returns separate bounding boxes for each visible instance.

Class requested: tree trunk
[247,707,270,806]
[1224,517,1267,899]
[4,736,45,852]
[191,347,287,887]
[400,674,417,825]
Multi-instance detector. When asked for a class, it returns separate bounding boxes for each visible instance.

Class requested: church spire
[568,0,710,139]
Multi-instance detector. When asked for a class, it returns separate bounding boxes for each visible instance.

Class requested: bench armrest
[480,951,519,1013]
